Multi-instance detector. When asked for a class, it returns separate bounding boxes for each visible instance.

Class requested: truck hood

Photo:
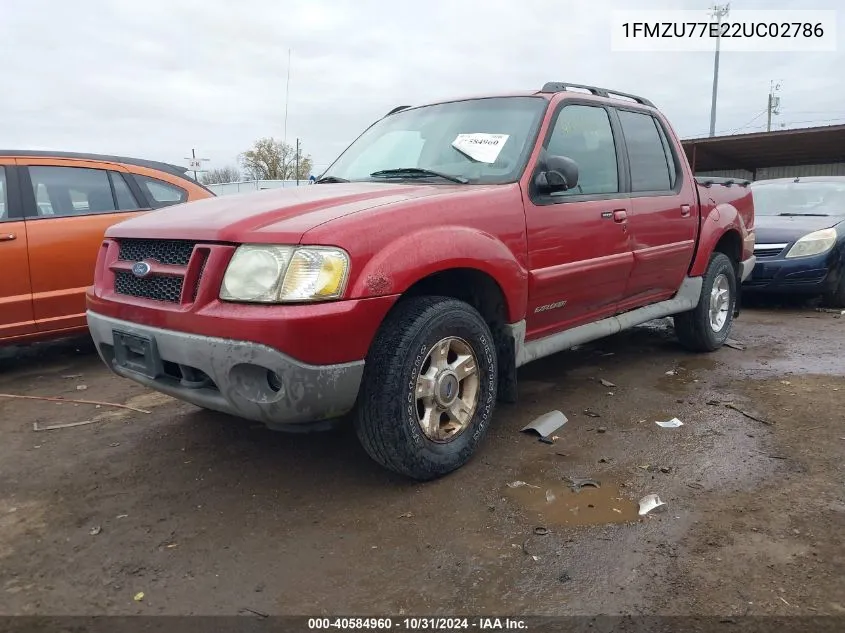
[754,214,845,243]
[105,183,472,243]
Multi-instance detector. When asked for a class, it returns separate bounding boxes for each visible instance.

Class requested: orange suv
[0,151,213,345]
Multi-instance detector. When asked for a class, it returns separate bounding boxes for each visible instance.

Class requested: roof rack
[539,82,655,108]
[385,105,412,116]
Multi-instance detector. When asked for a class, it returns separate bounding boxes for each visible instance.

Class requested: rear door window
[28,166,117,216]
[617,110,674,192]
[133,175,187,208]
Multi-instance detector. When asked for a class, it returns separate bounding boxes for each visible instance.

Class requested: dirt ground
[1,300,843,617]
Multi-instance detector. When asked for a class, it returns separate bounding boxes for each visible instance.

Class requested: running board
[508,277,703,368]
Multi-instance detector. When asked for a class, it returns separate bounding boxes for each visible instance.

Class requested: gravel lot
[1,302,843,616]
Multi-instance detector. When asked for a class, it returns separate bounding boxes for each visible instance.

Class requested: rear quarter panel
[689,182,755,276]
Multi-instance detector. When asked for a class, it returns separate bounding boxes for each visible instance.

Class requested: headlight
[220,245,349,303]
[785,228,837,258]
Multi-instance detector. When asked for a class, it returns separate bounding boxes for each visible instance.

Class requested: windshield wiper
[777,212,829,217]
[370,168,468,184]
[315,175,350,184]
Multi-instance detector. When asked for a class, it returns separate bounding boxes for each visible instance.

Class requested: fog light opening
[267,370,283,393]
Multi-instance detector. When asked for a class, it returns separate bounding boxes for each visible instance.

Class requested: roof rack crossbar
[539,82,655,107]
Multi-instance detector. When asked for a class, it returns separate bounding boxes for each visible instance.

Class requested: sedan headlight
[785,228,837,259]
[220,245,349,303]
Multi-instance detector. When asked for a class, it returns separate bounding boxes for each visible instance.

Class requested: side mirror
[535,155,579,194]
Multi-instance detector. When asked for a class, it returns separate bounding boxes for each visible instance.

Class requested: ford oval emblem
[131,261,152,278]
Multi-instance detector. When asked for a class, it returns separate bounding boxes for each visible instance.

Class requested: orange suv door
[17,158,150,333]
[0,164,36,340]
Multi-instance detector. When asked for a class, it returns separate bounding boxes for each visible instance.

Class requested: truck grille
[115,272,184,303]
[118,239,197,266]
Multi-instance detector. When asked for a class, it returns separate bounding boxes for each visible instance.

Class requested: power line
[729,109,768,134]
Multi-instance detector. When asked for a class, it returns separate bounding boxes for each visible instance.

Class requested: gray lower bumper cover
[86,311,364,428]
[739,255,757,283]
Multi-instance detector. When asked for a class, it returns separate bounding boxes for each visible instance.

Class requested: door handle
[0,233,16,242]
[612,209,627,223]
[680,204,691,217]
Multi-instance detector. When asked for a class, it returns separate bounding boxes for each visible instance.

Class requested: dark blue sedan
[744,177,845,307]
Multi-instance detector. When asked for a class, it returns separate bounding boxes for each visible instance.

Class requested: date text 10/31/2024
[307,618,528,630]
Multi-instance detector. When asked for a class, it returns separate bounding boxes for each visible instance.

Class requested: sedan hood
[106,183,470,243]
[754,214,844,243]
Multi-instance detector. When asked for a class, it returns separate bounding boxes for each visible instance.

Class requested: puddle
[656,357,719,394]
[504,480,638,527]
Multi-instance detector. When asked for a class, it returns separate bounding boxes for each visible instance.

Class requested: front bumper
[743,251,840,294]
[87,311,364,428]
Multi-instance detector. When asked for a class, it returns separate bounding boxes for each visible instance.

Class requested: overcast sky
[2,0,842,176]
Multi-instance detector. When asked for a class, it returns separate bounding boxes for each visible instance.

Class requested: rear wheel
[674,252,737,352]
[354,296,497,480]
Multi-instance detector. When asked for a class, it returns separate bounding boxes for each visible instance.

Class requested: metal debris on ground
[397,512,414,519]
[545,489,556,503]
[33,420,100,432]
[520,410,567,439]
[533,526,550,536]
[638,494,667,516]
[724,338,746,351]
[665,369,677,376]
[567,477,601,493]
[725,403,772,425]
[89,525,101,536]
[0,393,151,413]
[583,409,601,418]
[655,418,684,428]
[76,385,88,391]
[599,378,617,388]
[507,481,539,489]
[133,592,145,602]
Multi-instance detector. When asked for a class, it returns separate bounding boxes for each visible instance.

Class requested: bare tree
[200,165,241,185]
[240,137,313,181]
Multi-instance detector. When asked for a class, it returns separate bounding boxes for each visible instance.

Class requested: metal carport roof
[681,124,845,173]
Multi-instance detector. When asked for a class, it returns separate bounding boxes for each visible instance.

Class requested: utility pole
[295,138,300,186]
[708,3,730,137]
[284,49,291,147]
[767,80,782,132]
[191,148,197,181]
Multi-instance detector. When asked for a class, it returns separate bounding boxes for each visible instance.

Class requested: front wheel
[354,296,497,480]
[674,252,737,352]
[823,274,845,308]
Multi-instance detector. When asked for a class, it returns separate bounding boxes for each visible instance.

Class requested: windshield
[751,180,845,216]
[320,97,547,184]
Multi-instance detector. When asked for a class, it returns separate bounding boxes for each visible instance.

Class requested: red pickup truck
[87,82,755,480]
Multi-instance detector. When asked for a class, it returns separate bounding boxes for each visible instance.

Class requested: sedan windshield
[319,97,547,185]
[752,181,845,216]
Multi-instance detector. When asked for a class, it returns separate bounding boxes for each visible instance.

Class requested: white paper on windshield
[451,133,510,163]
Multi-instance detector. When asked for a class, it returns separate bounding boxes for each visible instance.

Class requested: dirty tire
[674,252,736,352]
[355,296,497,480]
[823,275,845,308]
